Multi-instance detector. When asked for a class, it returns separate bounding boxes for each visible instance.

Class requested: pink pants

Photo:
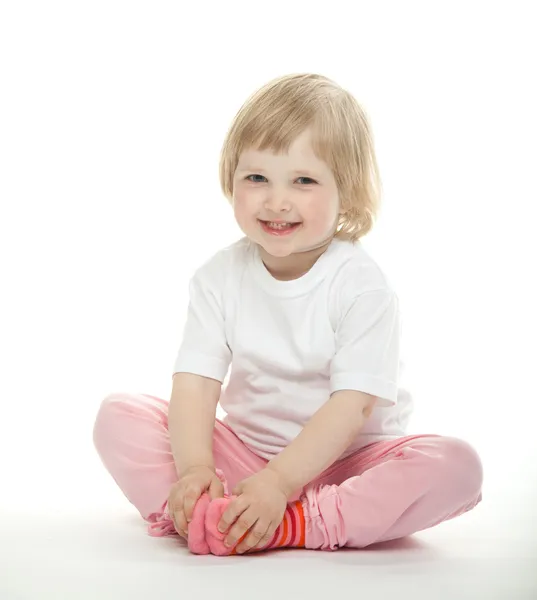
[93,392,483,550]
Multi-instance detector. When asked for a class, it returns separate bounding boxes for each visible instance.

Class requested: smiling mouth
[258,219,302,237]
[259,220,301,230]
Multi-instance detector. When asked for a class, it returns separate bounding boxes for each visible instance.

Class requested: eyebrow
[236,166,264,172]
[237,166,320,177]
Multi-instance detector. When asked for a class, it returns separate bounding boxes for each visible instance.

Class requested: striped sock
[205,497,306,556]
[260,500,306,552]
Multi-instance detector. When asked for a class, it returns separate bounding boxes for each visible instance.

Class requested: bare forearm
[267,390,376,498]
[168,373,221,476]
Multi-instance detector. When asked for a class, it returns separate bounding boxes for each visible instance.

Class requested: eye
[244,174,318,185]
[246,174,267,183]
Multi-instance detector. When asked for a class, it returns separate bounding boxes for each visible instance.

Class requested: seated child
[94,73,483,555]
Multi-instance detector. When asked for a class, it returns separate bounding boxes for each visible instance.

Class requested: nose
[263,189,291,213]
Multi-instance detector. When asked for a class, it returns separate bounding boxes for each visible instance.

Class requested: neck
[259,238,334,281]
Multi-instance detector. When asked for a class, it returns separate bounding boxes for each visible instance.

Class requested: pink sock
[187,469,230,555]
[204,496,306,556]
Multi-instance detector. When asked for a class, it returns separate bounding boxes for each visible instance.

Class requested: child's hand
[168,465,224,539]
[217,468,289,553]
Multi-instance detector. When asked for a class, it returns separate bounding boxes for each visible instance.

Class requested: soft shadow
[118,514,443,567]
[364,536,434,552]
[315,535,444,566]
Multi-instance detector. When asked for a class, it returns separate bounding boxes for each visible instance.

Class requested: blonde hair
[219,73,382,242]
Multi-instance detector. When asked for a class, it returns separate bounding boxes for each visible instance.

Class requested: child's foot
[204,497,306,556]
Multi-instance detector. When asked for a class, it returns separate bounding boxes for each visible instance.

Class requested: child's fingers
[173,508,188,537]
[236,520,271,554]
[218,495,248,534]
[224,505,257,549]
[183,487,202,523]
[254,522,277,550]
[208,477,224,500]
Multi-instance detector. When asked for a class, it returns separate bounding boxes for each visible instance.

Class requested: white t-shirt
[173,237,413,460]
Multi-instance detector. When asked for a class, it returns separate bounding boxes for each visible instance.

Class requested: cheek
[302,191,339,232]
[232,188,257,223]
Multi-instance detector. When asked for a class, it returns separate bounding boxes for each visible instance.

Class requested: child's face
[232,128,341,260]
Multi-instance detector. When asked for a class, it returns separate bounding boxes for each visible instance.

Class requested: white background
[1,1,536,599]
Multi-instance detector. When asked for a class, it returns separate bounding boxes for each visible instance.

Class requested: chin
[259,242,295,258]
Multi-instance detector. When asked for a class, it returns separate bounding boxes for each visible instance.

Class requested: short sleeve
[172,268,232,382]
[330,289,400,407]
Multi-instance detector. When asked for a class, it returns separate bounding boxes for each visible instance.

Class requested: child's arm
[168,372,221,475]
[266,390,376,498]
[169,254,231,475]
[167,372,224,536]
